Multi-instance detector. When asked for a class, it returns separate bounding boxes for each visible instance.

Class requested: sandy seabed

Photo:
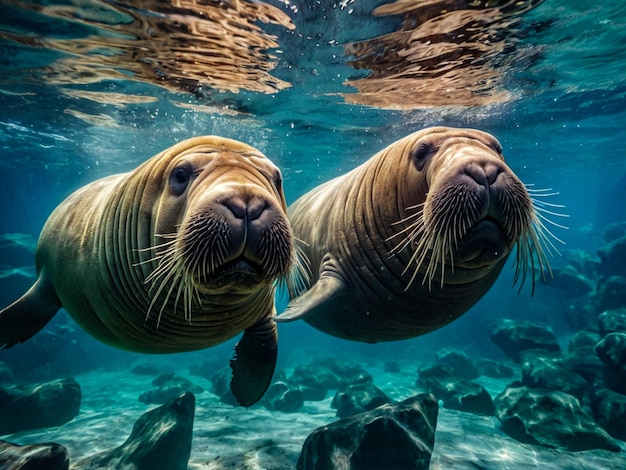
[5,360,626,470]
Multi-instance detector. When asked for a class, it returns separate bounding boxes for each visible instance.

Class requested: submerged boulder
[139,373,204,405]
[0,377,81,435]
[489,319,561,362]
[289,356,371,402]
[563,330,605,382]
[262,382,304,413]
[75,392,195,470]
[595,276,626,312]
[598,308,626,336]
[209,367,238,405]
[0,439,69,470]
[597,236,626,277]
[543,264,594,296]
[494,384,620,452]
[520,351,588,402]
[433,349,479,380]
[604,221,626,244]
[595,332,626,374]
[475,358,516,379]
[590,388,626,441]
[417,375,494,416]
[298,394,438,470]
[331,379,393,418]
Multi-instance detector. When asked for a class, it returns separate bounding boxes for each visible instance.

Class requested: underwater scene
[1,0,626,468]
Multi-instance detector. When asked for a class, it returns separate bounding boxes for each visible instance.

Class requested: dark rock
[209,367,238,405]
[494,384,620,452]
[0,361,14,384]
[604,221,626,243]
[560,248,602,276]
[417,376,494,416]
[263,382,304,413]
[489,319,561,362]
[0,377,81,435]
[599,308,626,336]
[565,297,601,332]
[590,388,626,441]
[316,356,367,381]
[289,357,371,402]
[76,392,195,470]
[544,265,594,296]
[520,351,588,401]
[595,276,626,312]
[383,361,400,373]
[598,236,626,277]
[290,362,342,392]
[434,349,479,380]
[416,362,455,380]
[475,359,516,378]
[0,439,69,470]
[563,330,605,382]
[569,330,602,351]
[298,382,328,401]
[331,381,393,418]
[595,332,626,373]
[139,374,203,405]
[297,394,438,470]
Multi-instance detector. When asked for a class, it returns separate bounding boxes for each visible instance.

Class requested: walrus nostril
[246,197,267,221]
[464,162,501,187]
[483,162,501,185]
[224,196,247,219]
[223,195,267,221]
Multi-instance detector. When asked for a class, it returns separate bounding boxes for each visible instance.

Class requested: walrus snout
[181,190,293,288]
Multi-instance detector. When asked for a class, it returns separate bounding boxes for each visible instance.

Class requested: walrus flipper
[276,274,346,322]
[230,316,278,407]
[0,274,61,348]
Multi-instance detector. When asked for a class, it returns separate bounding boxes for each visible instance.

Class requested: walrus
[0,136,295,406]
[277,127,563,342]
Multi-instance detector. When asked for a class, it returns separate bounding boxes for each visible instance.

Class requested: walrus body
[278,127,553,342]
[0,136,294,406]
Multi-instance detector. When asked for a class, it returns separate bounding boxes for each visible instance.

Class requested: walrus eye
[411,142,431,171]
[170,165,191,196]
[274,169,283,189]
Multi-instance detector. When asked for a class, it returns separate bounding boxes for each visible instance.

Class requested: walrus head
[387,127,565,291]
[141,137,294,324]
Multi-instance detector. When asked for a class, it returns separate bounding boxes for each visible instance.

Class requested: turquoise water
[1,0,626,468]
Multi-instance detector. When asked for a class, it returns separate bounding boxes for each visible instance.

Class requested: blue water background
[0,0,625,408]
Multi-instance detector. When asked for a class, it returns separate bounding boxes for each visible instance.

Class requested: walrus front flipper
[230,317,278,407]
[0,275,61,348]
[276,275,346,322]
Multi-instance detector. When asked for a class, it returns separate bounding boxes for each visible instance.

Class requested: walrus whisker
[156,264,190,328]
[388,220,424,255]
[144,250,177,284]
[133,237,178,267]
[146,265,177,323]
[387,221,419,241]
[532,218,561,257]
[136,237,178,253]
[401,231,430,283]
[390,205,425,228]
[534,209,570,231]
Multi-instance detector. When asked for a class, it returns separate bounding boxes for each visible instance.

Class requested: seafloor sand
[6,356,625,470]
